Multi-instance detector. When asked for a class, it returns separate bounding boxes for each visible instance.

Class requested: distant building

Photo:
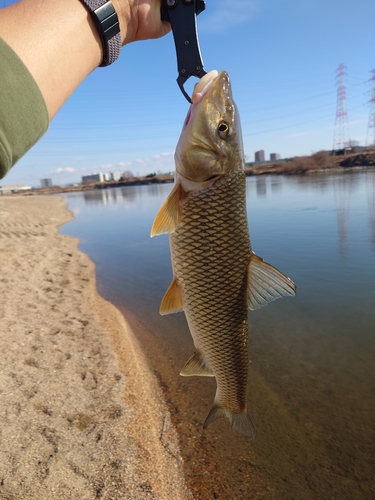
[40,178,53,187]
[81,173,105,184]
[255,150,265,163]
[110,171,122,181]
[270,153,280,161]
[0,184,32,194]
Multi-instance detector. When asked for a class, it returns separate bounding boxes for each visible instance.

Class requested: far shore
[6,150,375,197]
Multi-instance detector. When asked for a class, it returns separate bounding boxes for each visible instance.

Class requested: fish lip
[183,70,229,128]
[191,70,219,105]
[191,70,229,105]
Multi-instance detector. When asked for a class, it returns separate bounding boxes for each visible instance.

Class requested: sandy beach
[0,195,190,500]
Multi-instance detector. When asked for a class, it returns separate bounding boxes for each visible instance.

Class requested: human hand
[0,0,171,121]
[114,0,171,45]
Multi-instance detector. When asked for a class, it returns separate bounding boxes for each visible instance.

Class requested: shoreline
[0,196,190,499]
[4,151,375,197]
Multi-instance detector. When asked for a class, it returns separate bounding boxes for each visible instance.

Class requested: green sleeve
[0,38,49,179]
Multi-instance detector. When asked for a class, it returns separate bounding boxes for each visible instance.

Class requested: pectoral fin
[247,252,296,310]
[159,277,184,315]
[150,183,182,237]
[180,351,214,377]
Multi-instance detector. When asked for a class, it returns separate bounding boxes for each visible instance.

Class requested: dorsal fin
[159,277,184,315]
[247,252,296,310]
[150,183,182,237]
[180,351,214,377]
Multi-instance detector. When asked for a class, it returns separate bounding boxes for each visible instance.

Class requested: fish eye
[218,121,230,138]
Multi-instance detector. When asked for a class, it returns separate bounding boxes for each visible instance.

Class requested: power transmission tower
[333,64,350,151]
[365,69,375,150]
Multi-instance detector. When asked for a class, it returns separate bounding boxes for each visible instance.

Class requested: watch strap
[80,0,121,66]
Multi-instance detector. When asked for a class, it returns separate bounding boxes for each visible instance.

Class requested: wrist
[111,0,137,45]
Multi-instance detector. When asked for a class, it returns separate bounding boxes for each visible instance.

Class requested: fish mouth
[183,70,220,129]
[191,70,219,105]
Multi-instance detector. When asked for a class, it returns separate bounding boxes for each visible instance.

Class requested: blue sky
[2,0,375,187]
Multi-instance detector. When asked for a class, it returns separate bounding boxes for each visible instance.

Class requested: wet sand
[0,196,189,500]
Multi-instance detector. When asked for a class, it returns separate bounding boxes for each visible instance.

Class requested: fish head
[175,70,244,184]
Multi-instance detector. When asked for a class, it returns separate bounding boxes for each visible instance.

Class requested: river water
[61,169,375,500]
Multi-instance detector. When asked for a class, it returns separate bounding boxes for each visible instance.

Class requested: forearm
[0,0,167,121]
[0,0,105,120]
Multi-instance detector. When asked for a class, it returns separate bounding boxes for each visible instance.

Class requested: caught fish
[151,70,296,438]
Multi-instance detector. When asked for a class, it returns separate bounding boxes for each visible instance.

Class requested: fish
[151,70,296,438]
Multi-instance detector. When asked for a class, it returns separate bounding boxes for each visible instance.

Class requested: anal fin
[180,351,214,377]
[159,277,183,315]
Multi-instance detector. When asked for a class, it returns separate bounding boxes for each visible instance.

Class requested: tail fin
[203,404,256,439]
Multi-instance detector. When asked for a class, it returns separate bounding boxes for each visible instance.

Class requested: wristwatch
[79,0,121,66]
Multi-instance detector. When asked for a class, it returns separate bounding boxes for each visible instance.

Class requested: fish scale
[170,171,251,416]
[151,70,295,437]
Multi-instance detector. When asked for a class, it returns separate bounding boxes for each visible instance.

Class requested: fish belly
[170,172,251,414]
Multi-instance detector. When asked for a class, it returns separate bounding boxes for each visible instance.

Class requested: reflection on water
[83,187,137,206]
[77,171,375,258]
[333,175,353,258]
[367,169,375,250]
[81,183,172,206]
[61,169,375,500]
[255,176,267,197]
